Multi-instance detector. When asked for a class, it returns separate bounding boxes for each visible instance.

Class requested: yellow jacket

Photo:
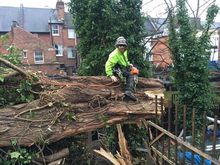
[105,48,130,76]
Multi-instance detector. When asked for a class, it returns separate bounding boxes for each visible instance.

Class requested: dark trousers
[114,69,134,92]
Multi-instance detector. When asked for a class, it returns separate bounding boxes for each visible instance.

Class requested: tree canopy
[168,0,219,128]
[68,0,151,77]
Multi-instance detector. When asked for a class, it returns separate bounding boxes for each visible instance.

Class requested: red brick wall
[0,27,60,74]
[51,25,78,67]
[0,26,79,75]
[11,27,57,65]
[151,36,172,68]
[37,25,80,73]
[23,64,60,74]
[37,33,52,44]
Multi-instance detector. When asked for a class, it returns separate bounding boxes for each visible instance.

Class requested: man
[105,36,137,101]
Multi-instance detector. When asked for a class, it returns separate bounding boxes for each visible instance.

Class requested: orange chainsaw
[130,66,139,91]
[130,66,139,75]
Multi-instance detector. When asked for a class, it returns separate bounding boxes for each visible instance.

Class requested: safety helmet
[115,36,127,46]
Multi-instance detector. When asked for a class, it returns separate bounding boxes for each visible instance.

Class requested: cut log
[35,148,69,163]
[0,75,164,147]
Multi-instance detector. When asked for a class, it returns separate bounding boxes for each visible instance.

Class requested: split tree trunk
[0,75,164,147]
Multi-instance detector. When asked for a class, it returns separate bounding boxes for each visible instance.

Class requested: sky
[0,0,219,21]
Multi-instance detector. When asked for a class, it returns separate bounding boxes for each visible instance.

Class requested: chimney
[56,0,65,20]
[19,4,24,28]
[11,21,19,28]
[11,21,19,42]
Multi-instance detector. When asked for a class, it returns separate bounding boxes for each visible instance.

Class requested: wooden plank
[146,121,220,165]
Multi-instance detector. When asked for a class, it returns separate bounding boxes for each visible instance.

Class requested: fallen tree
[0,76,164,147]
[0,58,164,147]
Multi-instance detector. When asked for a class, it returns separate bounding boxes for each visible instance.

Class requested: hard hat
[115,36,127,46]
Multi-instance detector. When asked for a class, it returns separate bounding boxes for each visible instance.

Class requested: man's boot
[124,75,137,101]
[124,90,137,101]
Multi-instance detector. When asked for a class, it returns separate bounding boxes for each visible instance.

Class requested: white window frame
[51,24,59,36]
[23,50,27,58]
[68,29,75,39]
[34,50,44,64]
[67,47,76,58]
[54,44,63,56]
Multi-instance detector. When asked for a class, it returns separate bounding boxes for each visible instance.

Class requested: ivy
[0,37,37,106]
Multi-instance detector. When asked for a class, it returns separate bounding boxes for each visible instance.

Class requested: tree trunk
[0,76,164,147]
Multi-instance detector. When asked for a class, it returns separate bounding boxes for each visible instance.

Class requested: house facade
[145,17,220,73]
[0,0,79,75]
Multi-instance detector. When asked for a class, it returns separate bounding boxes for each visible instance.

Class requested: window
[68,29,75,39]
[148,53,153,62]
[23,50,27,58]
[34,50,44,64]
[67,47,76,58]
[54,44,63,56]
[51,24,59,36]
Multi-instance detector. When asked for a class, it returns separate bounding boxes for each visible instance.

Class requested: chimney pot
[56,0,65,20]
[11,21,19,27]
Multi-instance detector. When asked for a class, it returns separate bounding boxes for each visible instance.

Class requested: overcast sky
[0,0,219,21]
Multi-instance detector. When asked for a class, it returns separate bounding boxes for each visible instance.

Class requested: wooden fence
[144,95,220,165]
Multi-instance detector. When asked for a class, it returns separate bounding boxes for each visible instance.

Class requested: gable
[9,27,52,50]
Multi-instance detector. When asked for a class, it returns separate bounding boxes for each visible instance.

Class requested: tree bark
[35,148,69,163]
[0,76,164,147]
[0,57,29,78]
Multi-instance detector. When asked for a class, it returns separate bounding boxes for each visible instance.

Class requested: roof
[0,6,74,33]
[144,17,168,36]
[145,17,220,36]
[64,13,74,28]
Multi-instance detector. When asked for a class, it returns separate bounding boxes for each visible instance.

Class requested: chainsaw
[113,66,139,91]
[130,66,139,91]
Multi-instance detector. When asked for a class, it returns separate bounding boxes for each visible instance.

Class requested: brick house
[144,18,171,68]
[145,17,220,78]
[0,0,79,75]
[149,36,172,69]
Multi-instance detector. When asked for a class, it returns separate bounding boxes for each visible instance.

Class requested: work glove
[110,75,118,82]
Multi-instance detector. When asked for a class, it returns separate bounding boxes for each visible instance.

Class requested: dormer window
[68,29,75,39]
[51,24,59,36]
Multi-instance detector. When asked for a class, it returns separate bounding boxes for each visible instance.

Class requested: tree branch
[0,57,29,78]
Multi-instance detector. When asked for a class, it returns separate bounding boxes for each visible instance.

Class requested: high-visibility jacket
[105,48,130,76]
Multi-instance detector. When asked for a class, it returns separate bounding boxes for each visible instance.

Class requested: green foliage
[0,44,22,83]
[66,112,76,121]
[0,45,22,65]
[9,149,32,165]
[99,126,118,153]
[0,78,35,106]
[0,43,37,106]
[16,80,34,103]
[98,124,147,155]
[68,0,151,77]
[0,139,32,165]
[123,124,147,149]
[0,75,4,82]
[168,0,219,128]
